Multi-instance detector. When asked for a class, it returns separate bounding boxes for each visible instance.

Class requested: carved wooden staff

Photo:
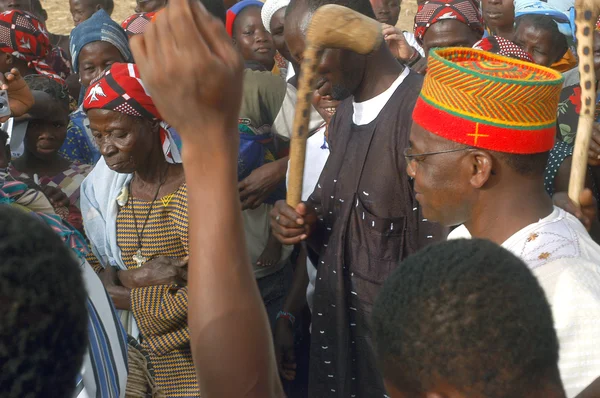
[568,0,599,205]
[286,5,383,206]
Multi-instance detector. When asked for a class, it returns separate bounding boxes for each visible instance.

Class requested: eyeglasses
[403,146,471,174]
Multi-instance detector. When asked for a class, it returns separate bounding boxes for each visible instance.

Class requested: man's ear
[468,150,494,189]
[5,53,13,65]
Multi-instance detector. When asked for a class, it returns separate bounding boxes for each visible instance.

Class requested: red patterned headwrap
[0,10,63,84]
[473,36,534,63]
[121,12,157,37]
[83,63,182,163]
[414,0,484,45]
[412,47,563,154]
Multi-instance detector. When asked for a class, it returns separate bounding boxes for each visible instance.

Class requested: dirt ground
[42,0,417,35]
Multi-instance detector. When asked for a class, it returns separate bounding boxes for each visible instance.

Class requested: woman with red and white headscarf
[0,9,63,84]
[80,63,196,397]
[414,0,484,56]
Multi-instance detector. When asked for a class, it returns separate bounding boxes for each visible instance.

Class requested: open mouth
[485,11,503,19]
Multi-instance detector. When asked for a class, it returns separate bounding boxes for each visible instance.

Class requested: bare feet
[257,233,282,267]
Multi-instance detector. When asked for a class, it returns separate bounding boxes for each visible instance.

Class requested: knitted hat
[261,0,290,33]
[226,0,264,37]
[412,47,563,154]
[121,12,156,37]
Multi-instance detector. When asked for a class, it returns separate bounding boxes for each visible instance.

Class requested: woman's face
[513,20,560,67]
[270,7,293,63]
[23,116,69,161]
[78,41,126,87]
[88,109,158,174]
[481,0,514,31]
[233,6,276,70]
[422,20,482,57]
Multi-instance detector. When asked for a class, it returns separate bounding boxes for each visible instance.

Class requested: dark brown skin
[272,0,404,246]
[0,53,37,77]
[370,0,400,26]
[233,6,276,71]
[269,7,294,65]
[513,20,563,67]
[130,0,283,395]
[10,101,71,178]
[78,41,126,87]
[408,124,554,244]
[136,0,167,13]
[69,0,103,26]
[422,19,482,57]
[482,0,514,40]
[87,109,187,310]
[0,0,31,12]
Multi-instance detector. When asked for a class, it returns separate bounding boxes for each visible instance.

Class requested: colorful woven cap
[412,47,564,154]
[122,12,156,37]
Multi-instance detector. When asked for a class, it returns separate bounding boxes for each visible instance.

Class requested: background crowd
[0,0,598,397]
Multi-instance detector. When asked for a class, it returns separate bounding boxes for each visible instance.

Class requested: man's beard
[331,85,352,101]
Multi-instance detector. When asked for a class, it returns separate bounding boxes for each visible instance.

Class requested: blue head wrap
[514,0,576,44]
[69,10,133,74]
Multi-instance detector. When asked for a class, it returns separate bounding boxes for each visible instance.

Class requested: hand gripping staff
[286,5,383,206]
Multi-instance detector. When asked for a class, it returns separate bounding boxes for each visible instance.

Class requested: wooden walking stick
[568,0,599,205]
[286,5,383,206]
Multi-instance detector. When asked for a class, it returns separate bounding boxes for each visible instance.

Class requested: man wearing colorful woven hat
[409,46,600,397]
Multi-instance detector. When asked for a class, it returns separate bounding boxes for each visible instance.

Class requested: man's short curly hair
[0,205,88,397]
[372,238,561,397]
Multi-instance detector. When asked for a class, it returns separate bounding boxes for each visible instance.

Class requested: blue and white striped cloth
[75,258,129,398]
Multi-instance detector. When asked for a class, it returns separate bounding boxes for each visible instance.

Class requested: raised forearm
[182,124,283,398]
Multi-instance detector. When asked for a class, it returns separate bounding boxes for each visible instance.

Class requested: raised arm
[130,0,283,396]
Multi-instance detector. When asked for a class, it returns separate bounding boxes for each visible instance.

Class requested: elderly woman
[60,9,133,165]
[80,63,193,396]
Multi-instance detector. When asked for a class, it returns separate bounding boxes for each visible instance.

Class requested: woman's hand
[130,256,188,288]
[239,158,287,210]
[0,68,34,122]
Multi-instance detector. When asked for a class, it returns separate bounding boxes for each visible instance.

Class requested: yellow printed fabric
[116,183,199,397]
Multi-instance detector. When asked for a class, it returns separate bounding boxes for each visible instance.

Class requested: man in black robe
[270,0,446,395]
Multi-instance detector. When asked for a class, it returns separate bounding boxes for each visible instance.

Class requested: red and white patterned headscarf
[473,36,534,63]
[83,63,182,164]
[0,10,63,84]
[414,0,484,45]
[121,12,157,37]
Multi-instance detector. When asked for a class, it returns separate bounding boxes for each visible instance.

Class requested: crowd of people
[0,0,598,396]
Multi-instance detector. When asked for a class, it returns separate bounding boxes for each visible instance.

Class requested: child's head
[22,76,70,161]
[369,0,400,26]
[373,239,565,398]
[227,1,276,71]
[69,0,114,26]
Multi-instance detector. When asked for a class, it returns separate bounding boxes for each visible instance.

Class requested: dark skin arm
[239,156,288,210]
[274,246,309,381]
[553,157,600,243]
[96,256,188,311]
[131,0,283,396]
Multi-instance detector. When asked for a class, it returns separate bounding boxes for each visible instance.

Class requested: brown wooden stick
[286,5,383,206]
[568,0,599,205]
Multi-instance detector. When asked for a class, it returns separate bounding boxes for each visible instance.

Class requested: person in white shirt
[407,46,600,398]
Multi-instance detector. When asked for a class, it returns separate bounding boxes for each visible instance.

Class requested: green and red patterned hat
[412,47,564,154]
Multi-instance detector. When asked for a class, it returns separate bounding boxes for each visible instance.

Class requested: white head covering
[261,0,290,33]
